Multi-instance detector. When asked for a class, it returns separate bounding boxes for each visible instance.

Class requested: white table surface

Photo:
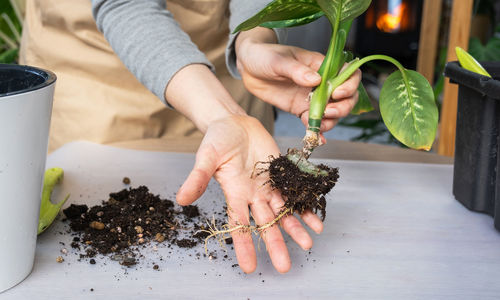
[2,141,499,300]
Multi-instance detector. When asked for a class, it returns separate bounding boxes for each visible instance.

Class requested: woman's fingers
[323,94,359,119]
[272,54,321,87]
[300,211,324,234]
[249,197,291,273]
[226,196,257,274]
[331,68,361,100]
[268,192,313,250]
[300,111,339,133]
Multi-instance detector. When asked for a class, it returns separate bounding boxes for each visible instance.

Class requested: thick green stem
[310,54,407,128]
[307,20,352,132]
[286,149,329,176]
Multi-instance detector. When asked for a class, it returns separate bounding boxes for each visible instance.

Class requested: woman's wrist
[235,27,277,56]
[164,64,247,133]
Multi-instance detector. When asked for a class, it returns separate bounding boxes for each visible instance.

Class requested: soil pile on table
[63,185,210,266]
[268,154,339,221]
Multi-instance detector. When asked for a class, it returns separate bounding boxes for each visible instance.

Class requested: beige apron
[20,0,274,152]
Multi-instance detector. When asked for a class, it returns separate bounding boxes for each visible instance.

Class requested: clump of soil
[267,151,339,221]
[63,186,208,266]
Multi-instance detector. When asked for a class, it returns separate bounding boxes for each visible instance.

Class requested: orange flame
[376,3,407,33]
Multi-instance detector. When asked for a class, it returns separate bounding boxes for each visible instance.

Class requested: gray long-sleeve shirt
[91,0,286,104]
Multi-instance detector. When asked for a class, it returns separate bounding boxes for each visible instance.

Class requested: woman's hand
[235,27,361,135]
[176,115,323,273]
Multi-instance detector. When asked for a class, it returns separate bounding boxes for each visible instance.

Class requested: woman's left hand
[235,27,361,136]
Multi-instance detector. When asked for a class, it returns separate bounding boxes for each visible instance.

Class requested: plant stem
[302,19,352,155]
[308,33,338,133]
[286,149,329,176]
[326,54,407,98]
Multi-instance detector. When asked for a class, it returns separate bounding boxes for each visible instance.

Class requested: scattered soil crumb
[122,177,131,185]
[181,205,200,218]
[176,238,197,248]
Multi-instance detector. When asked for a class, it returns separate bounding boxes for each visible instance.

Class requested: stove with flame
[355,0,423,68]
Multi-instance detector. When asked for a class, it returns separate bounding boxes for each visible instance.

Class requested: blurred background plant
[0,0,24,64]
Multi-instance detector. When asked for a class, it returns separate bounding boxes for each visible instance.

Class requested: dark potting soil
[268,153,339,221]
[63,186,210,267]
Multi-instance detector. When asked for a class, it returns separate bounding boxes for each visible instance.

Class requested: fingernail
[333,89,347,99]
[305,72,320,82]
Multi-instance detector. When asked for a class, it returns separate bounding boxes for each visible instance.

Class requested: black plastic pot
[444,61,500,231]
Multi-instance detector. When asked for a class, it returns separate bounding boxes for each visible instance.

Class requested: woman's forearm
[165,64,247,133]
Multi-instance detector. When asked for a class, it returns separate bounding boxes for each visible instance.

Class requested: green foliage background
[0,0,23,63]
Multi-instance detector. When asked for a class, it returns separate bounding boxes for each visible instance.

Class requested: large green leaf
[315,0,372,24]
[260,11,325,29]
[234,0,321,33]
[351,83,374,115]
[379,69,438,150]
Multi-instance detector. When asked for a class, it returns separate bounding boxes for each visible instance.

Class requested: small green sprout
[455,46,492,78]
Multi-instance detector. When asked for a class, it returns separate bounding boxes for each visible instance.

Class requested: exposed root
[251,158,273,179]
[199,216,247,254]
[256,208,292,232]
[302,129,322,158]
[199,208,293,254]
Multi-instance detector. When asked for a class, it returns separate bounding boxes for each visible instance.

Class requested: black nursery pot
[444,61,500,231]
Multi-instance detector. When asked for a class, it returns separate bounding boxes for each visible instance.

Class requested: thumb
[176,143,218,206]
[273,56,321,87]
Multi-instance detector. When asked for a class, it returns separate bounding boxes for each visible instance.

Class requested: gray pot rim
[0,64,57,98]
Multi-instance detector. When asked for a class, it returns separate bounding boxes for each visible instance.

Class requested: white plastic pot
[0,64,56,292]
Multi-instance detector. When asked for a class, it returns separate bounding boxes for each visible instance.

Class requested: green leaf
[456,46,491,77]
[0,47,17,63]
[234,0,321,33]
[0,0,22,45]
[351,83,374,115]
[379,69,438,151]
[260,11,324,28]
[315,0,372,24]
[38,167,70,234]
